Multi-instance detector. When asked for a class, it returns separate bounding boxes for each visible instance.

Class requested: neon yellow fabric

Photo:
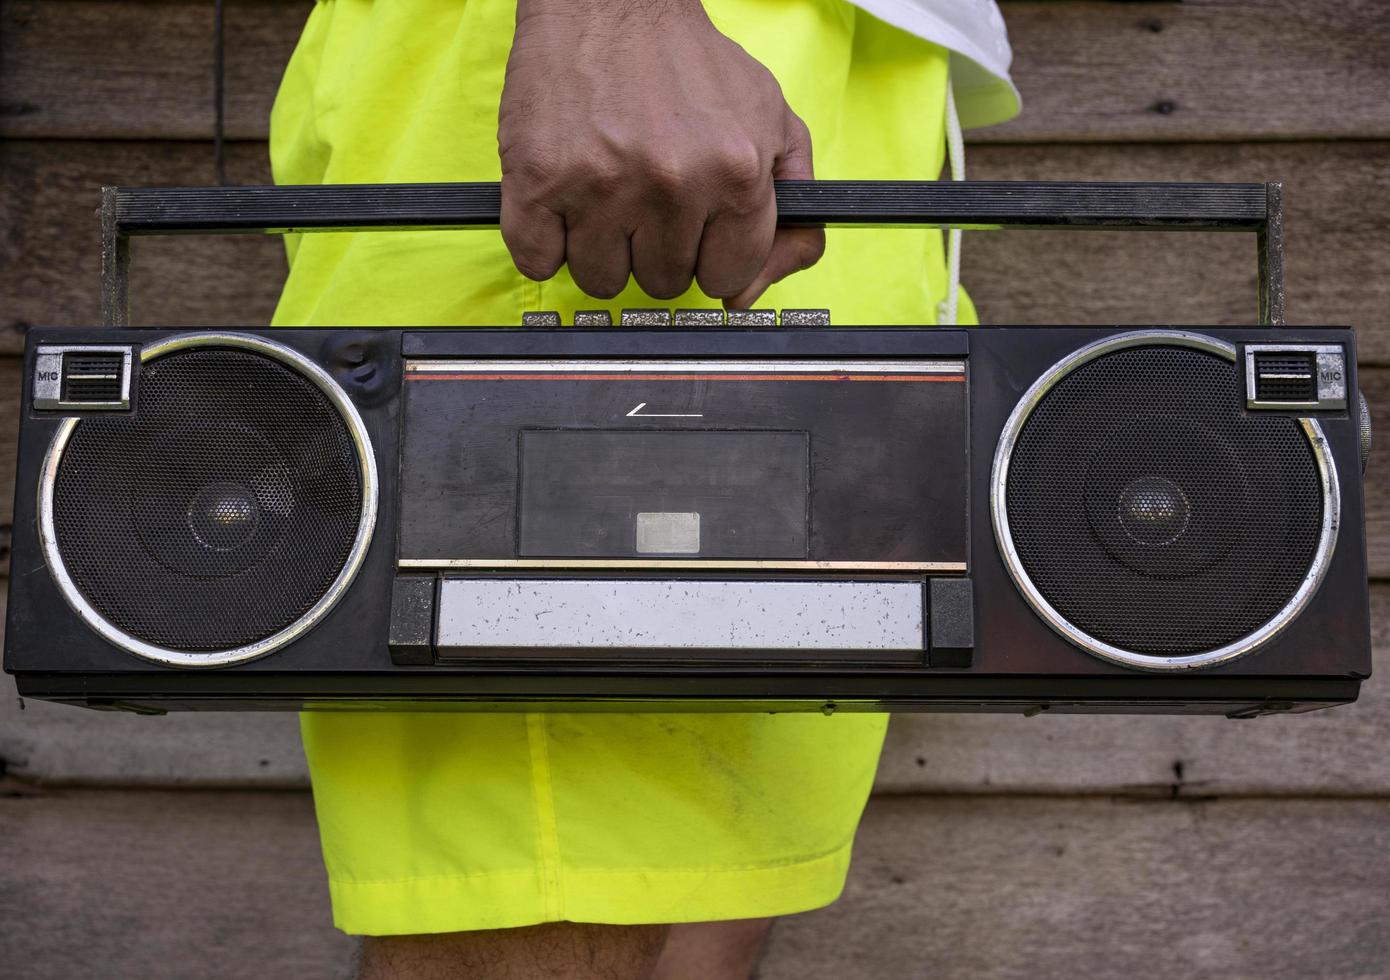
[272,0,975,936]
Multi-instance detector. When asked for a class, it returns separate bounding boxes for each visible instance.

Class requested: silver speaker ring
[37,332,379,669]
[989,329,1339,672]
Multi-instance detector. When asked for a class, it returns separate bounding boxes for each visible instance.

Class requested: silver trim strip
[404,359,964,375]
[38,333,379,669]
[989,329,1340,672]
[399,558,965,572]
[33,344,134,410]
[435,578,924,652]
[1244,343,1347,409]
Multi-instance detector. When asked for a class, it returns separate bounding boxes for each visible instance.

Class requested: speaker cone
[39,334,377,667]
[991,331,1337,671]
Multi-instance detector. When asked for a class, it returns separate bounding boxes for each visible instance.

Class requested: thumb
[725,111,826,311]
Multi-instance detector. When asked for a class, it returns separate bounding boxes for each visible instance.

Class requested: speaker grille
[50,346,365,653]
[1003,345,1324,659]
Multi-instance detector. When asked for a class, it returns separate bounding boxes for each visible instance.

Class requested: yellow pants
[272,0,974,935]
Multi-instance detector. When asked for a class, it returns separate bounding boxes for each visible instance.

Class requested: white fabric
[849,0,1020,128]
[939,73,964,325]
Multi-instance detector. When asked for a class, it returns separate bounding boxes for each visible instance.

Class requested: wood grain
[5,788,1390,979]
[0,786,354,979]
[980,0,1390,144]
[0,0,304,141]
[3,0,1388,143]
[0,140,281,348]
[2,139,1388,357]
[964,141,1390,350]
[765,795,1390,980]
[3,585,1387,793]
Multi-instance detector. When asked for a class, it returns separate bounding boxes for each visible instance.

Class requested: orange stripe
[405,373,965,382]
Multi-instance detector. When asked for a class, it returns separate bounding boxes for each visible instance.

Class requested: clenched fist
[498,0,825,307]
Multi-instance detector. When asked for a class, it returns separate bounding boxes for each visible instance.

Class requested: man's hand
[498,0,825,307]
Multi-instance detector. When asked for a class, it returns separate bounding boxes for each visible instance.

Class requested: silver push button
[620,309,672,326]
[726,309,776,327]
[674,309,726,326]
[780,309,831,326]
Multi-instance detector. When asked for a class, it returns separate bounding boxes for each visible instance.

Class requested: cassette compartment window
[518,429,809,558]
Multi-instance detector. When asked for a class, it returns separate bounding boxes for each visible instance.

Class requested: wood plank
[4,1,1388,143]
[765,796,1390,979]
[3,587,1388,793]
[0,140,282,349]
[1359,369,1390,578]
[0,787,354,978]
[5,789,1389,978]
[879,592,1390,797]
[0,357,19,573]
[3,139,1388,358]
[979,0,1390,143]
[0,0,304,141]
[964,141,1390,350]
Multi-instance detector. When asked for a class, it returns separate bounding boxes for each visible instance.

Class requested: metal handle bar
[100,180,1285,327]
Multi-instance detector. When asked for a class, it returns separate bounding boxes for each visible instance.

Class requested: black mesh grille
[1004,346,1323,657]
[51,348,364,652]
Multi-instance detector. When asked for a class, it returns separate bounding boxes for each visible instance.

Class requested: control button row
[522,309,831,327]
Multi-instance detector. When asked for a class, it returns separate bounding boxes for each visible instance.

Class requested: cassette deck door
[397,358,969,572]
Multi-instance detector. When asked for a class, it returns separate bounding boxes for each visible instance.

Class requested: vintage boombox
[2,181,1374,716]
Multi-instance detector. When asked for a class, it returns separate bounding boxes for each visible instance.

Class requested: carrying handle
[100,180,1285,328]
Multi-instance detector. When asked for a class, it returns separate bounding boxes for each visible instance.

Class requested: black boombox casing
[3,323,1372,717]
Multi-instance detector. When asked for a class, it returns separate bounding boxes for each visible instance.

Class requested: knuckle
[573,154,625,197]
[511,250,559,282]
[786,109,812,143]
[640,154,688,201]
[638,270,692,301]
[574,269,626,300]
[697,267,752,300]
[501,157,562,207]
[504,231,560,281]
[719,148,767,194]
[797,232,826,269]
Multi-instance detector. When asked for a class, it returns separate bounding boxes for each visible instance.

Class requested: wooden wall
[3,1,1390,976]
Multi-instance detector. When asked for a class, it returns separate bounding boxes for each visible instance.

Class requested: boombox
[2,181,1374,716]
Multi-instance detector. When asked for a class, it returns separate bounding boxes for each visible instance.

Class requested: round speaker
[991,331,1338,671]
[39,334,378,667]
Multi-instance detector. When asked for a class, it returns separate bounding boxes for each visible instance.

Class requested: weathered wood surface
[0,0,304,141]
[0,786,354,980]
[3,139,1388,358]
[0,140,282,349]
[4,0,1389,144]
[3,589,1386,794]
[981,0,1390,144]
[966,141,1390,348]
[0,357,19,574]
[5,788,1390,979]
[765,795,1390,980]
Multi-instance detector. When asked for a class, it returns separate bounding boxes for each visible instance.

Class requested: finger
[725,111,824,309]
[631,209,704,300]
[565,217,632,299]
[695,189,775,299]
[500,183,566,282]
[724,227,825,310]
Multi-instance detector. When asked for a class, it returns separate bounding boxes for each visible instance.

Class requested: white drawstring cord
[938,73,965,326]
